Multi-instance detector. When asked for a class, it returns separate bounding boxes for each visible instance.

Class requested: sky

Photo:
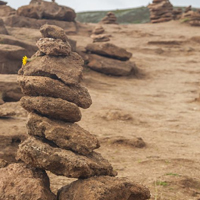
[6,0,200,12]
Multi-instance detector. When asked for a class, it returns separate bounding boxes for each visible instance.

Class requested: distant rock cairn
[148,0,173,23]
[15,24,150,199]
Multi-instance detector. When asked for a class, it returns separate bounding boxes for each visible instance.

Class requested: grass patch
[156,181,168,186]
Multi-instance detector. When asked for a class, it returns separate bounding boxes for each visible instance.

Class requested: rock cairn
[85,43,139,76]
[8,24,150,199]
[100,12,118,24]
[172,8,182,20]
[189,10,200,26]
[90,25,111,43]
[148,0,173,23]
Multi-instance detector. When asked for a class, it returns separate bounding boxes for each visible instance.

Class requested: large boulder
[0,44,26,74]
[57,176,150,200]
[87,54,137,76]
[18,75,92,109]
[18,52,83,85]
[20,96,82,122]
[17,1,76,21]
[0,163,56,200]
[86,43,132,61]
[26,113,100,155]
[17,136,116,178]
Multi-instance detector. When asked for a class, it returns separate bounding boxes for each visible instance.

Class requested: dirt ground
[1,21,200,199]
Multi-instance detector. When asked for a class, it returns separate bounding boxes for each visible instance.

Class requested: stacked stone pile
[189,10,200,26]
[100,12,118,24]
[148,0,173,23]
[90,25,111,43]
[172,8,182,20]
[0,24,150,199]
[85,43,139,76]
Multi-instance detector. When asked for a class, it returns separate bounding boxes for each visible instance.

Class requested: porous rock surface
[17,136,116,178]
[57,176,150,200]
[36,38,71,56]
[18,75,92,108]
[18,52,83,85]
[20,96,82,122]
[27,113,100,155]
[0,163,56,200]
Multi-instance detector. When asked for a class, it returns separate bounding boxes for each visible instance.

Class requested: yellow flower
[22,56,28,65]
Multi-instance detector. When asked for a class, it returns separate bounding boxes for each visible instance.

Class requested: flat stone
[87,54,137,76]
[17,137,116,178]
[36,38,71,56]
[27,113,100,155]
[18,53,83,85]
[40,24,68,42]
[20,96,82,122]
[92,25,105,35]
[18,75,92,109]
[57,176,150,200]
[0,163,56,200]
[86,43,132,61]
[91,34,111,43]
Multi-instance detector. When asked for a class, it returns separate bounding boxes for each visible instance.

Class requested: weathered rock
[92,25,105,35]
[90,34,111,43]
[27,113,100,155]
[17,137,116,178]
[0,74,23,102]
[86,43,132,61]
[3,15,77,33]
[18,75,92,108]
[0,5,15,17]
[57,176,150,200]
[0,44,26,74]
[0,163,56,200]
[100,12,118,24]
[18,53,83,85]
[148,0,173,23]
[20,96,82,122]
[185,5,192,13]
[0,34,37,57]
[17,1,76,21]
[0,19,8,35]
[87,54,137,76]
[190,11,200,26]
[40,24,68,42]
[172,8,182,20]
[36,38,71,56]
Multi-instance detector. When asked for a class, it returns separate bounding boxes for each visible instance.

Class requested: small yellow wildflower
[22,56,28,65]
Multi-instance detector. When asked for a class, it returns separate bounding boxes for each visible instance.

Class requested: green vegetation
[76,6,199,24]
[165,173,180,176]
[76,6,150,24]
[156,181,168,186]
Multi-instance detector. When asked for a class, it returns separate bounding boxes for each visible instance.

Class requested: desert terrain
[1,20,200,199]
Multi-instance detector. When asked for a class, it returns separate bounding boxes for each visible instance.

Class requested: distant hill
[76,6,150,24]
[76,6,198,24]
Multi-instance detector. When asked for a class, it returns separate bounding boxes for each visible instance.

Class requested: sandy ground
[1,21,200,199]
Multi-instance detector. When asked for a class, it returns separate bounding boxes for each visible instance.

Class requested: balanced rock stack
[1,24,150,199]
[148,0,173,23]
[85,43,139,76]
[90,25,111,43]
[100,12,118,24]
[189,10,200,26]
[172,8,182,20]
